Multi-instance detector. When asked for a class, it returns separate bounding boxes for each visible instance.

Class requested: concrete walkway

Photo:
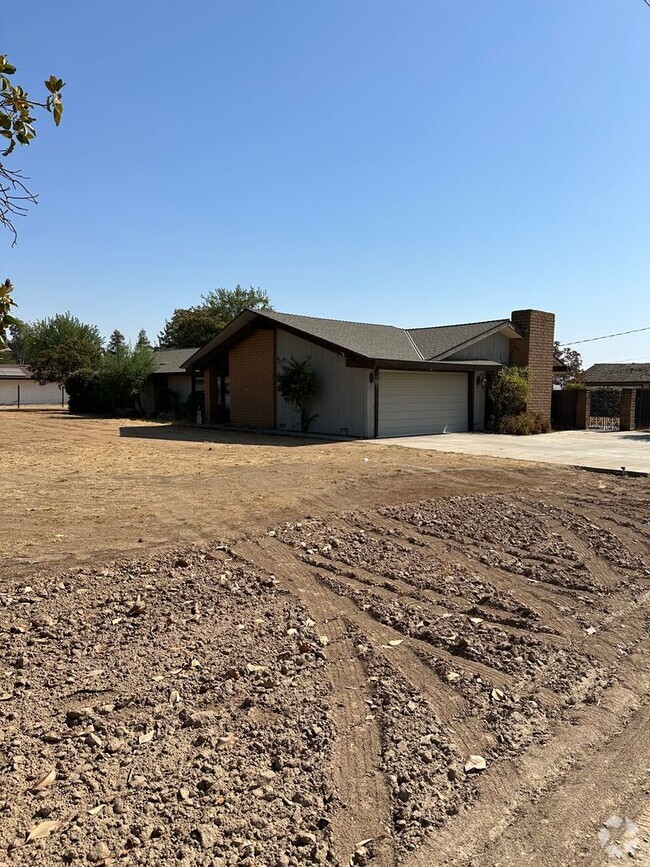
[373,429,650,474]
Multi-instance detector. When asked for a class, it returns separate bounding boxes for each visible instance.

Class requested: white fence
[588,416,620,431]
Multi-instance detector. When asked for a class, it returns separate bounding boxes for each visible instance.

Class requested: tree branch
[0,163,38,245]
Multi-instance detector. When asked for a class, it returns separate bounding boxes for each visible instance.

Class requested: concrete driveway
[373,429,650,474]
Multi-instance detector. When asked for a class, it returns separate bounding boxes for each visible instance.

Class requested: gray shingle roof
[408,319,510,360]
[184,308,522,369]
[259,311,513,362]
[153,348,198,375]
[259,311,422,361]
[583,363,650,386]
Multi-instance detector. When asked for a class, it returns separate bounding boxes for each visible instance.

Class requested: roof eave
[584,380,647,388]
[371,358,504,372]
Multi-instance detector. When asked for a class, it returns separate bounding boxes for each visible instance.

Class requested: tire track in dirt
[297,535,568,641]
[403,679,649,867]
[236,535,551,862]
[357,510,603,615]
[265,495,650,865]
[236,530,616,866]
[310,562,604,726]
[234,537,396,867]
[466,695,650,867]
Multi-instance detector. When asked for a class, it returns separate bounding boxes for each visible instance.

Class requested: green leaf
[53,101,63,126]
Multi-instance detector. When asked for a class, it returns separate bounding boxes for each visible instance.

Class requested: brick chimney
[509,309,555,422]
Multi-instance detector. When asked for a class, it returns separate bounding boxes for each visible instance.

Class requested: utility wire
[608,354,650,363]
[558,324,650,346]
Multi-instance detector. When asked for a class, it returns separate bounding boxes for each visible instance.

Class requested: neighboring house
[583,363,650,388]
[140,348,200,416]
[183,308,555,438]
[0,365,67,407]
[583,363,650,430]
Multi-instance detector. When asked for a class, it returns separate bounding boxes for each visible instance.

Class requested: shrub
[65,345,155,415]
[276,357,318,432]
[66,368,103,414]
[590,387,620,418]
[500,411,552,436]
[489,366,530,430]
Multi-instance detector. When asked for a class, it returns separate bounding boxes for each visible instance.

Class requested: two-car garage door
[378,371,468,437]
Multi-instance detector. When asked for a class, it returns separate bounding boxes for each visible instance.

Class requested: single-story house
[583,363,650,388]
[183,308,555,438]
[140,348,199,416]
[583,363,650,430]
[0,365,67,406]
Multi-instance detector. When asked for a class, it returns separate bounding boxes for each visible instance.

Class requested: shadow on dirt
[119,424,348,448]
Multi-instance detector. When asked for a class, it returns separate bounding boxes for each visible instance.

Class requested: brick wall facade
[229,328,276,428]
[509,309,555,422]
[620,389,636,432]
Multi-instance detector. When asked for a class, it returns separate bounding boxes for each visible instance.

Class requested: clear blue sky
[4,0,649,366]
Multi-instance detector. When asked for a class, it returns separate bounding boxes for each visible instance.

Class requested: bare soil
[1,409,649,866]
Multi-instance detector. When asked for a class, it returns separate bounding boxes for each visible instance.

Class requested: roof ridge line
[403,329,425,360]
[407,317,507,333]
[265,309,404,331]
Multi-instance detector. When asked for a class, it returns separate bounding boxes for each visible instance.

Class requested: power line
[608,354,650,363]
[558,324,650,346]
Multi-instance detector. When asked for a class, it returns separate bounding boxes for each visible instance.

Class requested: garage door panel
[378,372,468,436]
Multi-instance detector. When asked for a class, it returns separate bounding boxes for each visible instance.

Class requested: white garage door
[378,371,468,436]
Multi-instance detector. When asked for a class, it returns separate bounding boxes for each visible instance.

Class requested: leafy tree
[1,56,64,342]
[107,329,126,355]
[5,317,29,362]
[158,284,272,348]
[23,312,103,384]
[135,328,151,349]
[554,341,583,384]
[488,366,530,431]
[276,357,318,432]
[158,306,225,349]
[202,286,273,324]
[0,277,18,347]
[66,345,156,415]
[1,55,65,243]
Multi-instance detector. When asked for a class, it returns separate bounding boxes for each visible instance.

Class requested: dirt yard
[1,409,649,866]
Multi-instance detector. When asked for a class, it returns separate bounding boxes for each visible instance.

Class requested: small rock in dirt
[195,823,221,849]
[88,841,110,862]
[128,597,146,616]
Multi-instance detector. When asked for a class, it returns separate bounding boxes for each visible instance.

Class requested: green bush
[500,411,552,436]
[65,345,155,415]
[590,387,620,418]
[66,368,103,414]
[276,357,318,432]
[488,366,530,430]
